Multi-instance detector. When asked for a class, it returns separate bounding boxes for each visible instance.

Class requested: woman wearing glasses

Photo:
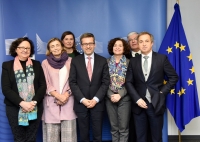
[1,37,46,142]
[42,38,77,142]
[61,31,80,58]
[106,38,131,142]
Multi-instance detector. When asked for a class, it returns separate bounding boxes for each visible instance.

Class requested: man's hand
[87,99,97,108]
[136,98,148,109]
[82,99,91,107]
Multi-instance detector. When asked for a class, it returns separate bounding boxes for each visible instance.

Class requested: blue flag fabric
[158,3,200,132]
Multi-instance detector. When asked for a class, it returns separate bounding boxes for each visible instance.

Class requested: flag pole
[175,0,182,139]
[178,130,181,142]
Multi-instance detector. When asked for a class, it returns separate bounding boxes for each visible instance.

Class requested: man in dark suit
[126,31,141,59]
[69,33,110,142]
[126,32,178,142]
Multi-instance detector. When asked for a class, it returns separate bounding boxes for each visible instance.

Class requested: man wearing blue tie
[126,32,178,142]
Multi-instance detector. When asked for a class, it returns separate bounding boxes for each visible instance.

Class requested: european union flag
[158,3,200,132]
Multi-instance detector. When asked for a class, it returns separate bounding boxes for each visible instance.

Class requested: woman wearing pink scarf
[1,37,46,142]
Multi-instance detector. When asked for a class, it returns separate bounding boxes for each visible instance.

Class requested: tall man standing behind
[69,33,110,142]
[127,31,141,58]
[126,32,178,142]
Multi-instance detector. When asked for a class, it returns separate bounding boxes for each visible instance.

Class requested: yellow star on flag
[189,66,195,74]
[187,78,194,86]
[174,41,179,49]
[181,87,186,95]
[166,47,173,54]
[170,89,175,95]
[177,90,182,96]
[180,44,186,51]
[187,53,192,61]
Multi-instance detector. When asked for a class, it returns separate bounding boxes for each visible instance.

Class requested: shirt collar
[141,50,152,58]
[132,50,141,55]
[84,52,94,59]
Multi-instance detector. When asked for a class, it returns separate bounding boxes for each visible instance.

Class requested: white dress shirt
[80,53,99,103]
[141,50,152,103]
[84,53,94,72]
[132,50,141,57]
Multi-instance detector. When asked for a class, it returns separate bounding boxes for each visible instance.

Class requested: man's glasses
[81,43,95,47]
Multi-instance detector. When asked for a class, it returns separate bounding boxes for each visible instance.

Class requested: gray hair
[127,31,139,39]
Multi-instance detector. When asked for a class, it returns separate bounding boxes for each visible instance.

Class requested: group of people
[1,31,178,142]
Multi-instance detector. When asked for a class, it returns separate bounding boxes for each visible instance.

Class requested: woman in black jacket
[1,37,46,142]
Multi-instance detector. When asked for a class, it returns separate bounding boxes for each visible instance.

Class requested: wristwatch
[33,101,37,105]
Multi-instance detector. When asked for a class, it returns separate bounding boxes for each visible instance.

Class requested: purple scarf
[47,52,68,69]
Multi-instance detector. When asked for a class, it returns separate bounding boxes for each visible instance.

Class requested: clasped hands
[110,94,121,103]
[54,92,70,106]
[19,101,36,113]
[82,99,97,108]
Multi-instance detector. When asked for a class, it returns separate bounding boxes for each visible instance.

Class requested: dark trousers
[133,101,163,142]
[128,113,136,142]
[76,110,104,142]
[6,105,43,142]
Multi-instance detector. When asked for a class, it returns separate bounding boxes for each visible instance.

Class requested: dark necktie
[135,53,139,56]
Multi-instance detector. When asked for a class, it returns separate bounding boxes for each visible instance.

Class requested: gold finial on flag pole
[177,0,180,4]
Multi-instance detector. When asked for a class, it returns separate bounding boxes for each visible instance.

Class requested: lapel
[63,59,70,87]
[80,54,92,83]
[147,52,157,81]
[137,55,145,81]
[91,53,98,83]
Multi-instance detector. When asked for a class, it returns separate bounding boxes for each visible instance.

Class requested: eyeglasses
[17,47,31,51]
[81,43,95,47]
[128,38,137,42]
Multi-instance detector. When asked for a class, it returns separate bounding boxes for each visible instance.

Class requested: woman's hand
[19,101,35,113]
[111,94,121,103]
[57,94,68,103]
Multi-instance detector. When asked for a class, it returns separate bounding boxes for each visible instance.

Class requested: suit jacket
[42,58,77,123]
[1,60,46,107]
[69,53,110,112]
[73,50,81,56]
[125,52,178,115]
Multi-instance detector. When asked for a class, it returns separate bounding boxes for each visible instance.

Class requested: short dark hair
[9,37,35,57]
[138,31,154,43]
[80,33,95,44]
[61,31,76,51]
[46,37,65,56]
[107,38,130,56]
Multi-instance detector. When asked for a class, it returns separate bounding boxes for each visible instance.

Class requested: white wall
[167,0,200,135]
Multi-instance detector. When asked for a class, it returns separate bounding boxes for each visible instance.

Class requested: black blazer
[1,60,46,107]
[73,50,81,56]
[69,53,110,112]
[126,52,178,115]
